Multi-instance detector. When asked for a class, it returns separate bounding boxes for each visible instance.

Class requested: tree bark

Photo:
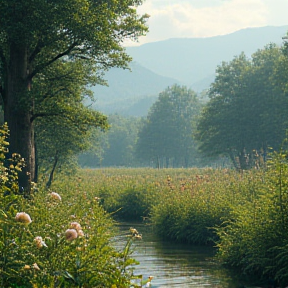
[46,153,59,188]
[3,43,35,194]
[228,150,239,170]
[238,148,248,170]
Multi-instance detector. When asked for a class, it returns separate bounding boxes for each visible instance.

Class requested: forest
[1,0,288,287]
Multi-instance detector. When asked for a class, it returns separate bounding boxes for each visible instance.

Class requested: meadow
[2,149,288,287]
[52,155,288,287]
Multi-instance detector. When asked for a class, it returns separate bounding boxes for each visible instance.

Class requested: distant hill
[126,25,288,86]
[96,95,158,117]
[91,62,180,107]
[91,26,288,116]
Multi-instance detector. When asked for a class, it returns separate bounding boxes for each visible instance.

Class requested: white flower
[78,229,84,237]
[15,212,32,224]
[32,263,40,271]
[129,227,138,235]
[50,192,61,201]
[134,234,142,240]
[34,236,47,248]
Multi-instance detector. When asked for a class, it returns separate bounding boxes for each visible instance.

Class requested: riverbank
[50,159,288,287]
[115,221,243,288]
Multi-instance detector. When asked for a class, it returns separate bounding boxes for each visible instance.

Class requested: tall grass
[0,127,141,288]
[3,119,288,287]
[50,162,288,286]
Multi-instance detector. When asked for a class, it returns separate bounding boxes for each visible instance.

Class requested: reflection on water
[114,222,242,288]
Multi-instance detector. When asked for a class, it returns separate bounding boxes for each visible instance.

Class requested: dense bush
[0,125,140,288]
[215,148,288,286]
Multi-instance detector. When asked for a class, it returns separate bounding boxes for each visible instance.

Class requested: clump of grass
[215,147,288,286]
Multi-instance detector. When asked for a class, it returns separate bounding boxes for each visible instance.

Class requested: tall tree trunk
[46,153,59,188]
[3,43,35,195]
[238,148,248,170]
[156,155,160,169]
[228,150,239,170]
[34,132,39,183]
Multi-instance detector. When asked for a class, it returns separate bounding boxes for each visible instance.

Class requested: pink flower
[78,229,84,237]
[65,229,78,241]
[70,222,81,231]
[15,212,32,224]
[50,192,61,201]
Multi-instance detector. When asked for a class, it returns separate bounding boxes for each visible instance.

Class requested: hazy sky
[125,0,288,46]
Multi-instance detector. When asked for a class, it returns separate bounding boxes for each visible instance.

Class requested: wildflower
[32,263,40,271]
[142,276,153,288]
[50,192,61,201]
[24,265,30,270]
[65,229,78,241]
[70,222,81,231]
[130,227,138,235]
[76,246,85,251]
[134,234,142,240]
[78,229,84,237]
[15,212,32,224]
[34,236,47,248]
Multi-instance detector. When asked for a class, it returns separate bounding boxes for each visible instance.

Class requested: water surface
[115,222,245,288]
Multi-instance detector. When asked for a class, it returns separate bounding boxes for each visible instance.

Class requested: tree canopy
[195,44,288,169]
[0,0,148,192]
[136,84,202,168]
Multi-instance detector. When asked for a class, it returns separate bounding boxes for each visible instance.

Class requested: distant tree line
[80,42,288,170]
[79,85,224,168]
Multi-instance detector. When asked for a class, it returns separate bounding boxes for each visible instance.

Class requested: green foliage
[214,145,288,286]
[0,128,142,288]
[196,45,288,169]
[33,59,109,186]
[0,123,25,194]
[0,0,149,191]
[0,191,141,288]
[0,189,142,287]
[50,163,288,286]
[136,84,203,168]
[79,114,142,168]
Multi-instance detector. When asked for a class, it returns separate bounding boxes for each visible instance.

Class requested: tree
[32,59,108,186]
[136,84,202,168]
[0,0,148,193]
[78,114,142,167]
[196,45,288,169]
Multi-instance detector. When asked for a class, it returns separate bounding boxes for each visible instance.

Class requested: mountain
[91,26,288,116]
[126,25,288,87]
[96,95,158,117]
[91,62,180,107]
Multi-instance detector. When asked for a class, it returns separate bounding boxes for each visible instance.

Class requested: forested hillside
[92,26,288,116]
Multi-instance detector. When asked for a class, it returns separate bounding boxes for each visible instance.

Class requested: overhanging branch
[29,41,79,80]
[31,112,61,122]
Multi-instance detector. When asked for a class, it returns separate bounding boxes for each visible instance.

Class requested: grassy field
[2,151,288,287]
[51,160,288,287]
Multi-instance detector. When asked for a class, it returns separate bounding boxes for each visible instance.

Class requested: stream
[114,222,250,288]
